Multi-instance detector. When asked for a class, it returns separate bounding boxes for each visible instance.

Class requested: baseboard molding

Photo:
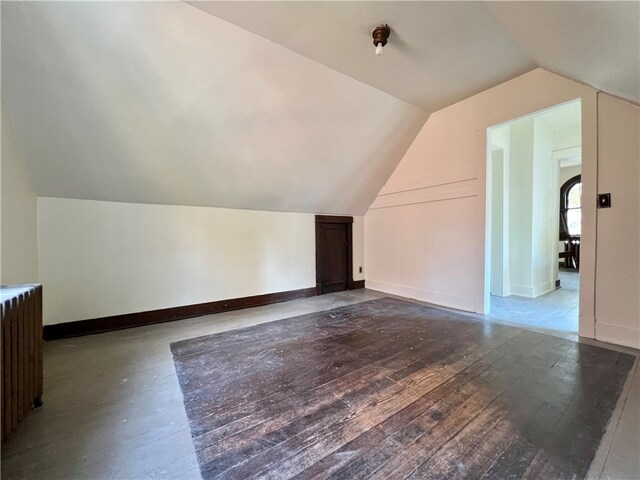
[490,283,511,298]
[43,287,317,341]
[579,315,596,339]
[351,280,365,290]
[365,279,475,312]
[596,322,640,350]
[369,179,478,210]
[533,281,555,298]
[510,281,555,298]
[506,284,531,297]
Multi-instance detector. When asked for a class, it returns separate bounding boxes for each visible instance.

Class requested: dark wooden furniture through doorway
[315,215,354,295]
[559,236,581,270]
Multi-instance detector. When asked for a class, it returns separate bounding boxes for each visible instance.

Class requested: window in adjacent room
[561,175,581,237]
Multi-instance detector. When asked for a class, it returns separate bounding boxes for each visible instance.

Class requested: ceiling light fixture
[372,24,391,56]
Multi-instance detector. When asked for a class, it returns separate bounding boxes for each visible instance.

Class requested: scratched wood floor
[170,297,634,479]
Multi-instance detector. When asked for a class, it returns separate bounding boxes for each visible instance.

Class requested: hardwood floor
[171,297,634,479]
[1,290,637,479]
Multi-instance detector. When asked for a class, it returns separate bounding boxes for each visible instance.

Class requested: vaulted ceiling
[192,1,639,110]
[1,1,426,215]
[2,1,638,215]
[189,1,536,112]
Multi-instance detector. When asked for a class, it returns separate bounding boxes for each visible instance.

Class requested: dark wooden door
[317,222,349,294]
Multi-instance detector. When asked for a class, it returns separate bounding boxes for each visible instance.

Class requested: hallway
[488,270,578,332]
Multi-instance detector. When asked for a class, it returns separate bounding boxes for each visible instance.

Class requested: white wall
[559,165,581,186]
[492,114,557,299]
[508,117,535,296]
[595,94,639,349]
[38,198,328,325]
[489,126,511,298]
[1,106,38,285]
[366,195,478,311]
[365,68,599,340]
[530,116,555,296]
[554,125,581,152]
[489,149,506,296]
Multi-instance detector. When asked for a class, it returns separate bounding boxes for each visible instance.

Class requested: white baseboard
[596,322,640,350]
[510,284,533,297]
[365,279,475,312]
[490,282,511,298]
[579,315,595,339]
[510,281,555,298]
[532,281,555,298]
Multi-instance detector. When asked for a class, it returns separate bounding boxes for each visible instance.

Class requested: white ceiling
[190,1,640,110]
[188,1,536,113]
[486,1,640,105]
[1,2,426,215]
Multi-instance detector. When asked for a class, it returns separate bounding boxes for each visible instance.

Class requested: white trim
[509,281,555,298]
[369,179,478,210]
[596,322,640,350]
[365,279,476,312]
[533,281,556,298]
[552,145,581,162]
[579,315,596,338]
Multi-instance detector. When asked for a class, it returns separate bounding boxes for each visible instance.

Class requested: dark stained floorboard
[170,297,634,479]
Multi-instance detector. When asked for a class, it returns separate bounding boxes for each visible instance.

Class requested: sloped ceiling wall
[190,1,536,112]
[485,1,640,105]
[1,1,426,215]
[192,1,640,111]
[3,2,637,216]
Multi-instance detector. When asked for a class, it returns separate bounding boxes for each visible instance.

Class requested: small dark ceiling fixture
[372,24,391,56]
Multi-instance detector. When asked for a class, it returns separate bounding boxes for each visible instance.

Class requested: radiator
[1,285,43,443]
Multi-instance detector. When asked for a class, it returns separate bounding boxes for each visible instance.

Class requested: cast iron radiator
[1,284,43,443]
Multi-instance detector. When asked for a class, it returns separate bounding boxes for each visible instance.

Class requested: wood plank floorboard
[170,297,634,479]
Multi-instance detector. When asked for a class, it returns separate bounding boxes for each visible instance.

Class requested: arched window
[560,175,581,238]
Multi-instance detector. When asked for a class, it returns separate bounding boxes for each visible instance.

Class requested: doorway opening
[485,100,581,332]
